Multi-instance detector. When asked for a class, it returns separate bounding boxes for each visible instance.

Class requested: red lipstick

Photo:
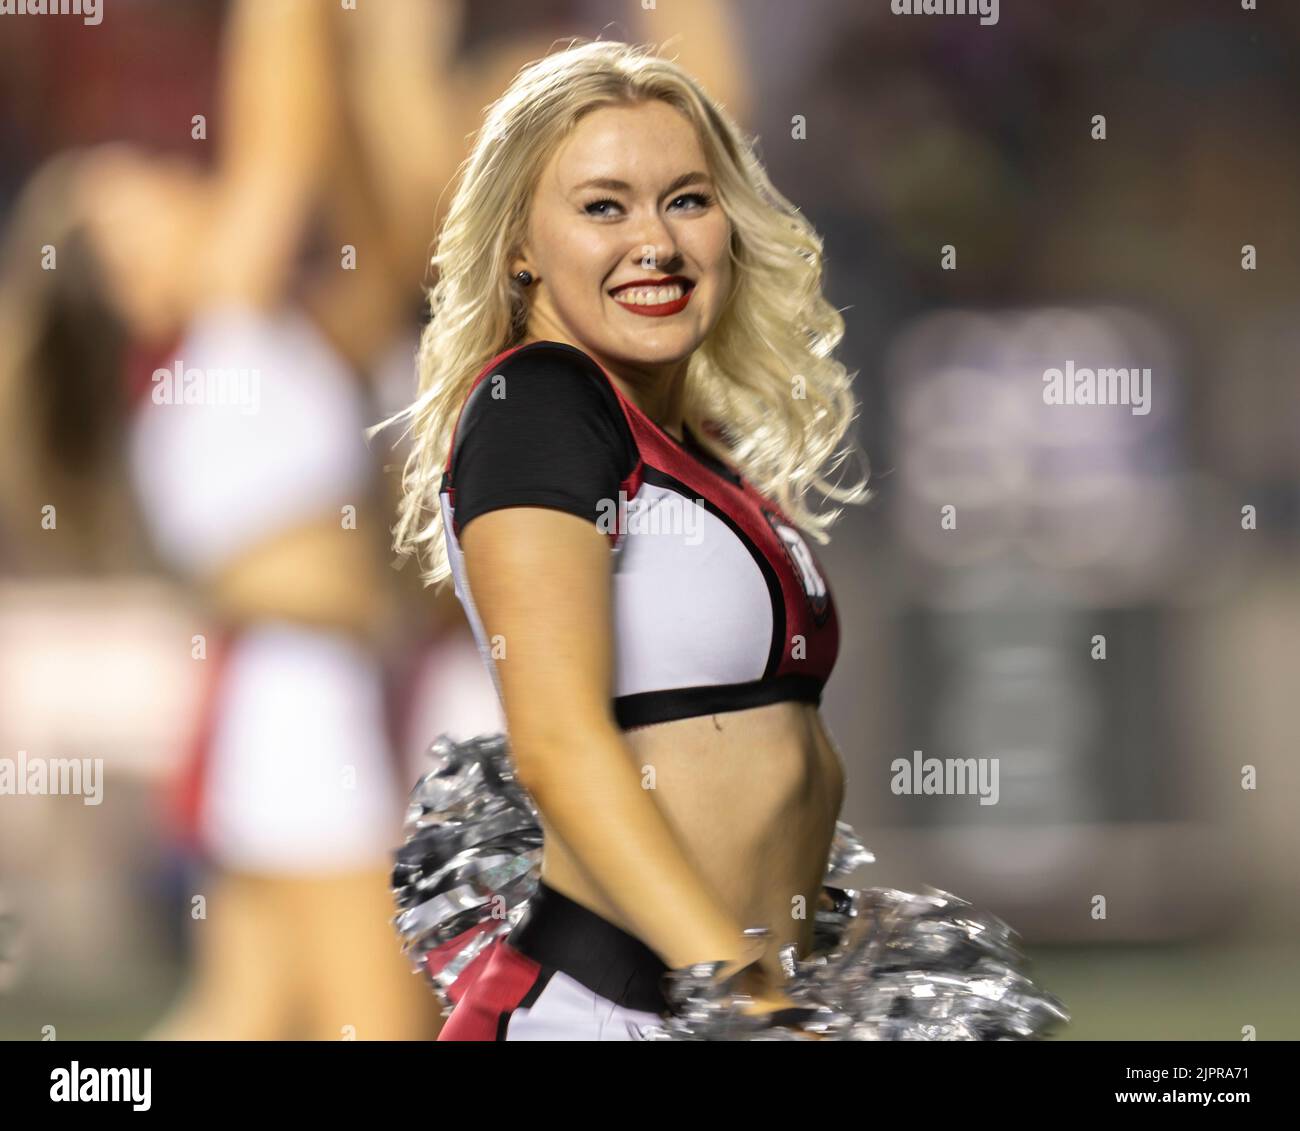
[608,276,695,318]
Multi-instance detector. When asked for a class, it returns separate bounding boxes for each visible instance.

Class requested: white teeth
[614,284,685,306]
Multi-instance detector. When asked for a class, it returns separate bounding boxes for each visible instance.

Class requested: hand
[726,949,828,1040]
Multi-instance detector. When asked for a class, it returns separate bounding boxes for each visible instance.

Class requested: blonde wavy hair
[383,38,873,587]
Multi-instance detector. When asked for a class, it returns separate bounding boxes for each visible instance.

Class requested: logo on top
[764,511,830,625]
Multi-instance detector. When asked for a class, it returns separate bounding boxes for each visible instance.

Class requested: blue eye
[583,192,714,218]
[584,197,621,217]
[670,191,714,210]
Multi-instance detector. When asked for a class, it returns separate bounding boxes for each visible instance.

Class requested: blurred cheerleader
[51,0,434,1040]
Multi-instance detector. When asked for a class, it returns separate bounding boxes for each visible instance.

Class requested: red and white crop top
[439,340,839,730]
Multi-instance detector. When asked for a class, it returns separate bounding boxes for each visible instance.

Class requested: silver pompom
[644,885,1070,1040]
[391,733,539,1011]
[391,732,1069,1039]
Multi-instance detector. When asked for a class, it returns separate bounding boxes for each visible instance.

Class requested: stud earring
[514,270,534,287]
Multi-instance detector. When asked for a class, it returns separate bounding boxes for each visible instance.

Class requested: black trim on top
[501,340,639,475]
[506,880,670,1014]
[615,673,824,730]
[513,340,744,487]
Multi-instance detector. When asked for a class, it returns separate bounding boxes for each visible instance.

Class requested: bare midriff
[537,699,847,964]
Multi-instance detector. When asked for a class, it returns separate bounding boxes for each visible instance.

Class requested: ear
[507,220,530,266]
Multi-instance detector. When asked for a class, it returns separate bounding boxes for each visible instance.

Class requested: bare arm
[80,1,339,332]
[634,0,754,127]
[330,0,469,291]
[198,0,336,310]
[460,505,756,971]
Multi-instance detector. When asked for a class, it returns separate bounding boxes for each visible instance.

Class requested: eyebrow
[571,171,712,195]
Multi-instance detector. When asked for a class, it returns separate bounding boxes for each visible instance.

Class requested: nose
[628,209,684,276]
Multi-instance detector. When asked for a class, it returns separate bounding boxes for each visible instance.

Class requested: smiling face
[512,99,733,380]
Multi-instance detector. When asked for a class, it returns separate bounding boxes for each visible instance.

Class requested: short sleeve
[449,345,636,537]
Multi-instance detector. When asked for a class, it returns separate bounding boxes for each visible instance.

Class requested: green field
[2,942,1296,1041]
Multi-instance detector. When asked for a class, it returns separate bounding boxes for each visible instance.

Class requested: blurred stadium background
[1,0,1298,1040]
